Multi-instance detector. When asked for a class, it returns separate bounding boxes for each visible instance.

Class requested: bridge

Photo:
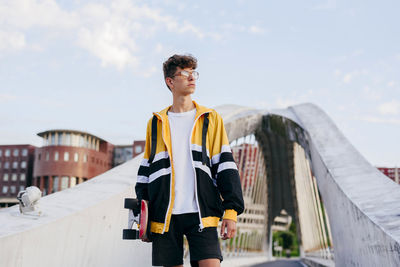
[1,103,400,267]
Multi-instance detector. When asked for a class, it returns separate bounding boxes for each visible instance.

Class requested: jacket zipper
[189,111,208,231]
[156,110,209,233]
[154,112,173,234]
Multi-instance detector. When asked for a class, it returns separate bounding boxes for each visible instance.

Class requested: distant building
[377,167,399,184]
[0,145,36,207]
[113,145,133,167]
[132,140,145,158]
[33,130,114,195]
[1,129,146,205]
[231,143,259,191]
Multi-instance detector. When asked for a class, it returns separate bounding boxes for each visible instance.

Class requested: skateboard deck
[122,198,150,241]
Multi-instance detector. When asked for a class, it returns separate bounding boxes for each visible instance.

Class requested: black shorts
[151,213,223,266]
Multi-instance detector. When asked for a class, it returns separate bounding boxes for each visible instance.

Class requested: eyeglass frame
[171,70,199,80]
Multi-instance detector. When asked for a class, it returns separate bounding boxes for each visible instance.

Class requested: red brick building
[231,142,260,192]
[33,130,114,195]
[132,140,145,158]
[377,167,399,184]
[0,145,36,207]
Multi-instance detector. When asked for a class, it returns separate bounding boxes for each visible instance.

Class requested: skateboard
[122,198,151,241]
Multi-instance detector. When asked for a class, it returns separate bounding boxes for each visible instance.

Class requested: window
[45,152,49,161]
[20,173,26,181]
[71,134,79,147]
[83,154,88,163]
[0,162,2,168]
[0,149,2,156]
[3,173,9,181]
[4,162,9,169]
[70,177,77,187]
[12,161,18,169]
[58,133,63,145]
[53,176,59,193]
[10,186,16,194]
[61,176,69,190]
[22,149,28,156]
[38,153,41,160]
[5,149,10,157]
[64,152,69,161]
[65,133,71,146]
[135,146,142,154]
[74,153,79,162]
[13,149,19,157]
[21,161,27,168]
[12,174,17,181]
[79,135,85,147]
[19,185,24,192]
[51,133,56,145]
[2,186,8,194]
[54,151,59,161]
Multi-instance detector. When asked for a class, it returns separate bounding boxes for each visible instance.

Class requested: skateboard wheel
[124,198,139,209]
[123,229,139,240]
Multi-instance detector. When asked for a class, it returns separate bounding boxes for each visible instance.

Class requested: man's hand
[141,237,151,243]
[220,219,236,240]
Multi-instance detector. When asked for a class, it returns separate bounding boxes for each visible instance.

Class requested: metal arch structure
[217,103,400,266]
[1,103,400,267]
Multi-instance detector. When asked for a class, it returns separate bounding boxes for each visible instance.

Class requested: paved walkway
[251,259,307,267]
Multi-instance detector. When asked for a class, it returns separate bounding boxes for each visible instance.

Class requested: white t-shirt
[168,108,199,214]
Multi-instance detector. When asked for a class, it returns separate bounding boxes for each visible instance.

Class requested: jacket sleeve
[135,118,152,201]
[210,112,244,222]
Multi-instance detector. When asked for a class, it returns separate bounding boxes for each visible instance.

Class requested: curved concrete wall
[0,155,152,267]
[290,103,400,267]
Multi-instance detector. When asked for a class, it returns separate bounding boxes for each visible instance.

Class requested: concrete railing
[290,103,400,267]
[0,155,152,267]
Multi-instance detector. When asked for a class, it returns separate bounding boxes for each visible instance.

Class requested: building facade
[33,130,114,195]
[113,145,133,167]
[132,140,145,158]
[0,145,36,207]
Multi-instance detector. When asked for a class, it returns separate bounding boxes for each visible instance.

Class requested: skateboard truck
[122,198,150,241]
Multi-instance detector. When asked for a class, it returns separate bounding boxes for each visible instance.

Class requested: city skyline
[0,0,399,166]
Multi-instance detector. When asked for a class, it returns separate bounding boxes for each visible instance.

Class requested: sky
[0,0,399,166]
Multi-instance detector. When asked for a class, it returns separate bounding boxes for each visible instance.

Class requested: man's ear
[166,77,174,89]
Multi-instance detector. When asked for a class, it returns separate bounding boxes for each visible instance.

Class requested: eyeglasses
[172,70,199,80]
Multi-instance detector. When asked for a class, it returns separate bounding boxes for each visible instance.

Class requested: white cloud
[155,43,163,53]
[0,30,26,51]
[343,73,352,83]
[0,0,209,70]
[377,100,400,116]
[0,0,77,30]
[77,24,139,70]
[341,69,368,84]
[334,69,342,76]
[387,81,395,87]
[249,25,265,35]
[0,93,17,102]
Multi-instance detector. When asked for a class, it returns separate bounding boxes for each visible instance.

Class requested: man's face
[167,67,196,96]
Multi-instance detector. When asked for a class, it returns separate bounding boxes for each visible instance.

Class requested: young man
[135,54,244,267]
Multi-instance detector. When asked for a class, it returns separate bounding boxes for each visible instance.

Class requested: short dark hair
[163,54,197,90]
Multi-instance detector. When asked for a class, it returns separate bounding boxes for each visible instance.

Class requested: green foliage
[272,222,300,257]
